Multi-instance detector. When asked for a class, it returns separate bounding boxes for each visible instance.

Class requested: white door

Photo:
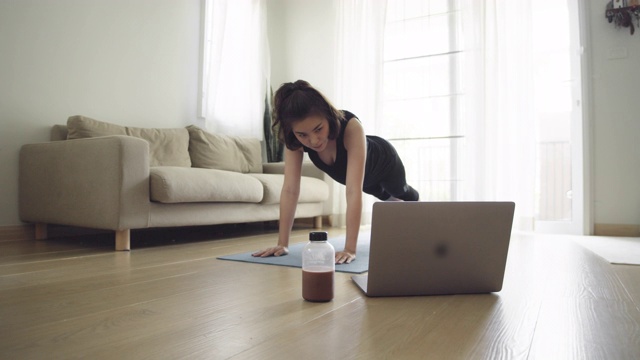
[533,0,589,235]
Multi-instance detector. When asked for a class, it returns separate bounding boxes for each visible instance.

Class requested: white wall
[0,0,201,226]
[267,0,337,101]
[587,0,640,227]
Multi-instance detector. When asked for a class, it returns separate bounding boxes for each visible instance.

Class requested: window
[381,0,585,232]
[382,0,464,201]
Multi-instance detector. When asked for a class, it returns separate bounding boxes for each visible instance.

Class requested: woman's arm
[252,147,303,257]
[337,118,367,264]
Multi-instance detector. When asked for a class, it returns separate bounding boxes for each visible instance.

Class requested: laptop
[352,201,515,297]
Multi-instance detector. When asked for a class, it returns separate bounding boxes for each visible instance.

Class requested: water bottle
[302,231,335,302]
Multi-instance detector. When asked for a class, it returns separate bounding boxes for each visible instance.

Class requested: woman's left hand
[335,251,356,264]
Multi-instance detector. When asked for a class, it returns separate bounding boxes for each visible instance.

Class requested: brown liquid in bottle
[302,269,334,302]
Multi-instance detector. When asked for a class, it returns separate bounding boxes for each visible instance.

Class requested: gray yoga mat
[218,233,370,274]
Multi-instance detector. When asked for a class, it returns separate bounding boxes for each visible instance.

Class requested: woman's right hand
[251,245,289,258]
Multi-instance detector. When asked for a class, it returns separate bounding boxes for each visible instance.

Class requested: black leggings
[363,160,420,201]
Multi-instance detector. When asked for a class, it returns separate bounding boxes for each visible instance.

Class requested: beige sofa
[19,116,330,250]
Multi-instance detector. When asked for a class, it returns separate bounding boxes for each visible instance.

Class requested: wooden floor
[1,224,639,360]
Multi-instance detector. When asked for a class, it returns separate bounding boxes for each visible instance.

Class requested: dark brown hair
[272,80,344,150]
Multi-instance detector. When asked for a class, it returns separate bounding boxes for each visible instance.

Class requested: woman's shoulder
[342,110,357,121]
[341,110,363,132]
[342,113,365,150]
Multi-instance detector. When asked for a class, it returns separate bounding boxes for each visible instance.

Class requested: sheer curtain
[335,0,387,133]
[201,0,269,139]
[335,0,539,230]
[461,0,537,230]
[333,0,388,226]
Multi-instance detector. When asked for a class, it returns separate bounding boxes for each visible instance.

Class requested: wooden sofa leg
[313,216,322,229]
[35,223,48,240]
[115,229,131,251]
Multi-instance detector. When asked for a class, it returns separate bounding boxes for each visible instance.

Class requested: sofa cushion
[66,115,191,167]
[50,124,69,141]
[150,167,263,203]
[248,174,329,205]
[187,125,262,174]
[126,127,191,167]
[67,115,128,138]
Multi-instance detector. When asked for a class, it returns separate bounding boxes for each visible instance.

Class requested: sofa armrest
[19,135,151,231]
[262,161,326,180]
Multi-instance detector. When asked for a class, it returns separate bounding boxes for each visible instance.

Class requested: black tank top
[303,111,398,188]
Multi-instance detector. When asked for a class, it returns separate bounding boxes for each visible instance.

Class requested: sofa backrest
[53,116,263,173]
[66,115,191,167]
[50,125,69,141]
[186,125,262,174]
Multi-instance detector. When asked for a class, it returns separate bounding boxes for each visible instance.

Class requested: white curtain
[335,0,388,134]
[334,0,388,226]
[461,0,537,230]
[335,0,539,230]
[202,0,269,139]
